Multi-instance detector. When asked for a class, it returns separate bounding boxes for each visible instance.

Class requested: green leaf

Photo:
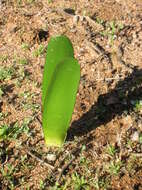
[42,35,80,147]
[42,35,74,106]
[0,125,9,141]
[43,57,80,146]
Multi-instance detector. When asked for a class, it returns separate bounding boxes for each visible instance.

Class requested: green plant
[100,20,124,45]
[0,118,31,141]
[96,17,104,25]
[126,155,137,173]
[108,160,122,175]
[18,58,28,65]
[0,66,14,81]
[0,125,9,141]
[131,100,142,112]
[72,172,89,190]
[79,145,91,171]
[0,112,8,121]
[0,55,8,62]
[42,35,80,147]
[33,45,45,57]
[1,164,15,189]
[27,0,35,3]
[139,133,142,144]
[0,87,4,97]
[21,43,29,50]
[39,179,46,189]
[107,144,116,156]
[93,176,110,190]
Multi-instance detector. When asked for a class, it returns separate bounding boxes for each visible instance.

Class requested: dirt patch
[0,0,142,189]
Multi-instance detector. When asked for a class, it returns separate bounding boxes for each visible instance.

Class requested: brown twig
[35,114,42,127]
[56,156,76,182]
[24,147,57,171]
[17,142,61,172]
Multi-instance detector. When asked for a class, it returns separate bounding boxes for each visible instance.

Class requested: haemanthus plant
[42,35,80,147]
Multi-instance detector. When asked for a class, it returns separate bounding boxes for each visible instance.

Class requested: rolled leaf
[42,35,74,105]
[42,57,80,147]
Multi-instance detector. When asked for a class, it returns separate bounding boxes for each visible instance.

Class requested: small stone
[80,16,85,22]
[46,153,56,162]
[73,15,79,24]
[131,131,139,142]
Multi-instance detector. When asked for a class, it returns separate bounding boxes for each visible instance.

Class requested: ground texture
[0,0,142,189]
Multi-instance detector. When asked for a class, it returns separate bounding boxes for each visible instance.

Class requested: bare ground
[0,0,142,189]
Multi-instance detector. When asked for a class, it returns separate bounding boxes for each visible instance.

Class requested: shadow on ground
[67,67,142,140]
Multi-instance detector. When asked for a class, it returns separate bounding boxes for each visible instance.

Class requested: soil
[0,0,142,189]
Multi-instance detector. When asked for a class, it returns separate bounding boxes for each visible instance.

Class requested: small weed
[72,172,89,190]
[0,87,4,97]
[80,154,88,164]
[107,144,116,156]
[39,180,46,190]
[118,22,124,30]
[1,163,16,189]
[126,155,137,173]
[21,154,27,163]
[27,0,35,3]
[20,117,32,136]
[80,145,86,163]
[14,78,21,87]
[93,176,110,190]
[139,133,142,144]
[9,118,32,140]
[0,112,8,121]
[19,91,35,99]
[0,118,31,141]
[13,54,28,65]
[0,55,8,62]
[21,43,29,50]
[80,145,90,173]
[96,17,105,25]
[18,58,28,65]
[1,164,15,176]
[108,160,122,175]
[26,186,30,190]
[17,67,26,81]
[0,66,15,81]
[17,66,31,82]
[50,182,66,190]
[101,21,116,45]
[100,20,124,45]
[131,100,142,112]
[126,139,133,148]
[0,125,9,141]
[21,102,40,112]
[52,173,89,190]
[8,122,23,139]
[33,45,45,57]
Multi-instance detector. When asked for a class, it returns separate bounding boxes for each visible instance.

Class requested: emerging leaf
[42,35,74,106]
[42,36,80,147]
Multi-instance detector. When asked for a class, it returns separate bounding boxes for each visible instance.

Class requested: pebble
[73,15,79,24]
[46,153,56,162]
[131,131,139,142]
